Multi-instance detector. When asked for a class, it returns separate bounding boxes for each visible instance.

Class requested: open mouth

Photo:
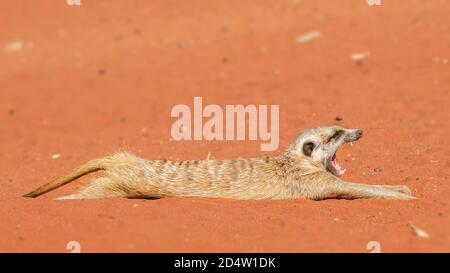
[324,128,363,176]
[326,141,356,177]
[329,153,346,176]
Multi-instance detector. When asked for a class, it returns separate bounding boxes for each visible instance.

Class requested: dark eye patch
[328,130,344,142]
[303,142,315,156]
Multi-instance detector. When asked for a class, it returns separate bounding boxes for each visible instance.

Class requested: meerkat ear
[303,142,315,156]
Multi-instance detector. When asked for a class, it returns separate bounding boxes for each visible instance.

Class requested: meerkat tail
[23,158,108,198]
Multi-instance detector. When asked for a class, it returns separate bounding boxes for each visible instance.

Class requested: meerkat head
[287,126,363,176]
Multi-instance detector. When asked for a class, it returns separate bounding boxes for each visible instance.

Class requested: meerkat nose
[356,129,363,137]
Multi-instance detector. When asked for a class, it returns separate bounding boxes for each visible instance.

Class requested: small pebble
[4,40,23,53]
[408,222,430,239]
[52,154,61,160]
[335,115,343,121]
[141,127,148,136]
[373,167,382,173]
[296,31,321,44]
[351,51,371,65]
[177,41,189,49]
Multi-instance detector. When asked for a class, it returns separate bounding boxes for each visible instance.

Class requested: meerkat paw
[54,193,111,200]
[395,192,416,200]
[383,187,416,200]
[54,177,126,200]
[54,194,85,200]
[397,185,412,196]
[373,184,412,196]
[383,185,412,196]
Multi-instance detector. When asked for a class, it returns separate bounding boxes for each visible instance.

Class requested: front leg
[373,184,412,196]
[321,180,415,200]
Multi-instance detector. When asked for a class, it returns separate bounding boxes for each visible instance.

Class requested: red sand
[1,0,449,252]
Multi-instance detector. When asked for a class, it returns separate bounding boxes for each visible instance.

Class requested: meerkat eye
[303,142,315,156]
[329,130,344,141]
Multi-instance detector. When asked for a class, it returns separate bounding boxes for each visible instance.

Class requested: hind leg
[55,177,126,200]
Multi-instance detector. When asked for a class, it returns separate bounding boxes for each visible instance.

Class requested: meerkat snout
[344,128,363,142]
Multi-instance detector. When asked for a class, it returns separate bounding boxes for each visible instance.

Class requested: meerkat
[23,126,414,201]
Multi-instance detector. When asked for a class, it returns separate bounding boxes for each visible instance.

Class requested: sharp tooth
[350,142,354,146]
[341,168,346,175]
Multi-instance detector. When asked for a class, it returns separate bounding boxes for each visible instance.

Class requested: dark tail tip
[23,192,38,198]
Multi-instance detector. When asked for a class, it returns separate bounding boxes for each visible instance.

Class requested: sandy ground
[1,0,449,252]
